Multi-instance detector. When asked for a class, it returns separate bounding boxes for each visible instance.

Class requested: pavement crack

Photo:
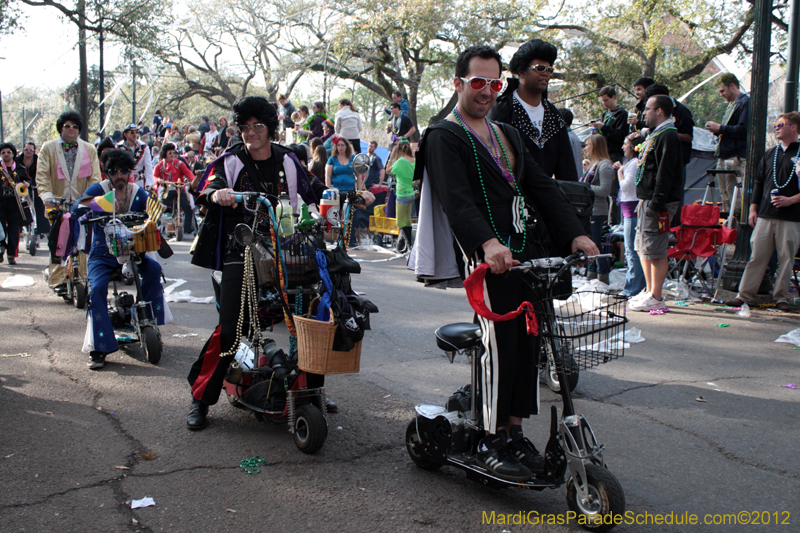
[593,375,756,402]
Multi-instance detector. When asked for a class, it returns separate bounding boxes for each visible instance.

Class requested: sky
[0,3,124,97]
[0,2,751,100]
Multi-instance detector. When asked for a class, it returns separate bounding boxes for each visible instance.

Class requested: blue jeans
[622,215,647,296]
[588,215,609,275]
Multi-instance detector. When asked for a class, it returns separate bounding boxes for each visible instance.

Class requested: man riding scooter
[76,149,168,370]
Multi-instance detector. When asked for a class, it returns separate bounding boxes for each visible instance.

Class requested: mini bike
[159,181,190,242]
[81,212,163,365]
[217,191,330,454]
[48,197,88,309]
[406,253,627,532]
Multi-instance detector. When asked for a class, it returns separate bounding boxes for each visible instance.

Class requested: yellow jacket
[36,138,101,203]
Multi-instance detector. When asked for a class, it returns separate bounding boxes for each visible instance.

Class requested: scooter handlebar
[510,253,612,271]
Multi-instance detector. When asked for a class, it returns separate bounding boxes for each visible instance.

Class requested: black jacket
[489,78,578,181]
[421,119,585,259]
[635,125,683,209]
[752,142,800,222]
[718,93,749,160]
[598,106,629,162]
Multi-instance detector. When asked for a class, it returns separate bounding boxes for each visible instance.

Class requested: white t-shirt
[619,159,638,202]
[204,130,219,151]
[514,91,544,133]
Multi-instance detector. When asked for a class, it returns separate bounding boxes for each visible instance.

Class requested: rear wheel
[73,282,87,309]
[28,235,37,256]
[176,226,184,242]
[566,464,625,532]
[293,404,327,454]
[141,326,162,364]
[405,419,442,471]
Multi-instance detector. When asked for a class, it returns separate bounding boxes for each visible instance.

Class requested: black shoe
[187,399,209,430]
[87,351,106,370]
[8,257,16,265]
[325,397,339,414]
[476,430,532,482]
[508,425,545,473]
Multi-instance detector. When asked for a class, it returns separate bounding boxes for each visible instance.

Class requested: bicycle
[47,197,88,309]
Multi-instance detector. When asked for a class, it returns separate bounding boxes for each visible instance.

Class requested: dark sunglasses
[528,64,555,74]
[459,77,505,93]
[107,168,131,177]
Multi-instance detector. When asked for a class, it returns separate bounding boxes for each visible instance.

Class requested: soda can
[770,189,780,197]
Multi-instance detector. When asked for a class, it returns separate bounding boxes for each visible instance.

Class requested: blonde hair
[585,134,611,163]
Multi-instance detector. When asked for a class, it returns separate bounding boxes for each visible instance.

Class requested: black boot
[325,397,339,414]
[187,399,209,430]
[398,226,413,253]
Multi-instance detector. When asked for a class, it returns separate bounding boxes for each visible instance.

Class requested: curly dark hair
[508,39,557,75]
[101,148,135,173]
[56,110,83,134]
[231,96,279,140]
[97,137,115,157]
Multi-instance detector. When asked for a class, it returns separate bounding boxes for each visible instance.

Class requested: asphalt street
[1,240,799,533]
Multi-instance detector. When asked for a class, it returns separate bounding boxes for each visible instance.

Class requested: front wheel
[141,326,162,364]
[566,464,625,532]
[293,404,327,454]
[73,282,87,309]
[543,343,579,393]
[176,226,184,242]
[28,235,37,256]
[405,419,442,471]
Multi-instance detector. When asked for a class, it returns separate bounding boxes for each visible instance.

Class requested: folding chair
[668,204,737,296]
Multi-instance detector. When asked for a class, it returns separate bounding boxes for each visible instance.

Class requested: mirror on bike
[352,153,370,175]
[234,223,254,246]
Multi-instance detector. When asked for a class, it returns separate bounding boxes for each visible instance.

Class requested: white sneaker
[629,295,667,312]
[628,291,650,304]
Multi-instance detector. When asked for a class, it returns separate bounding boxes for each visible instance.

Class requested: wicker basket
[295,306,362,375]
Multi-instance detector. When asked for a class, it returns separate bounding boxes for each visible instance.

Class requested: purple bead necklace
[452,106,513,183]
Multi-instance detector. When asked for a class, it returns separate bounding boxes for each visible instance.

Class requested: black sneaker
[508,426,545,473]
[476,431,532,482]
[87,351,105,370]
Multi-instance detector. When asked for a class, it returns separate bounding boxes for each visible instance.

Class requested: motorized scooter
[406,253,627,531]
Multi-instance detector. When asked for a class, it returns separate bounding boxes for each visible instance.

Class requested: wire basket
[279,226,325,287]
[537,292,628,374]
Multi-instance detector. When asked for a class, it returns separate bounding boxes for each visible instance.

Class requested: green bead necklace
[452,108,527,253]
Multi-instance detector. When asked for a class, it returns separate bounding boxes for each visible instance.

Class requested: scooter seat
[435,323,482,351]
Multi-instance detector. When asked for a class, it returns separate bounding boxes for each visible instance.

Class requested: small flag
[90,190,115,212]
[146,188,163,222]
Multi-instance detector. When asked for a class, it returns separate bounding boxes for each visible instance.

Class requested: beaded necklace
[453,106,513,182]
[635,122,677,185]
[451,107,527,253]
[773,143,800,189]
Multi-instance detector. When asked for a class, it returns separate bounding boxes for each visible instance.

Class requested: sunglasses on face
[459,77,505,93]
[774,121,787,130]
[528,64,555,74]
[107,168,131,177]
[23,148,34,152]
[238,123,267,135]
[62,124,79,130]
[0,150,13,155]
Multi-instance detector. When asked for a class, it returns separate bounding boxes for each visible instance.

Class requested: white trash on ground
[775,327,800,347]
[165,290,214,304]
[662,279,702,302]
[131,497,155,509]
[737,303,751,317]
[2,275,35,288]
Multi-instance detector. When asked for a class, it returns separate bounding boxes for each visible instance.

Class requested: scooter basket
[294,308,362,375]
[280,226,324,287]
[536,292,627,374]
[104,219,134,257]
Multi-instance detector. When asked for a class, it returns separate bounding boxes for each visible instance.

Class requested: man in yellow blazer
[36,111,101,292]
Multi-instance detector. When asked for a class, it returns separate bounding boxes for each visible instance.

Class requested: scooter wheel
[73,282,87,309]
[566,464,625,532]
[176,226,184,242]
[293,404,327,454]
[405,419,442,471]
[141,326,162,364]
[28,239,37,256]
[543,343,579,393]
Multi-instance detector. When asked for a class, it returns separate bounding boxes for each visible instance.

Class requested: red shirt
[154,159,194,184]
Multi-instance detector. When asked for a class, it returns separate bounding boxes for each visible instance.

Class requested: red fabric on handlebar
[462,263,538,336]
